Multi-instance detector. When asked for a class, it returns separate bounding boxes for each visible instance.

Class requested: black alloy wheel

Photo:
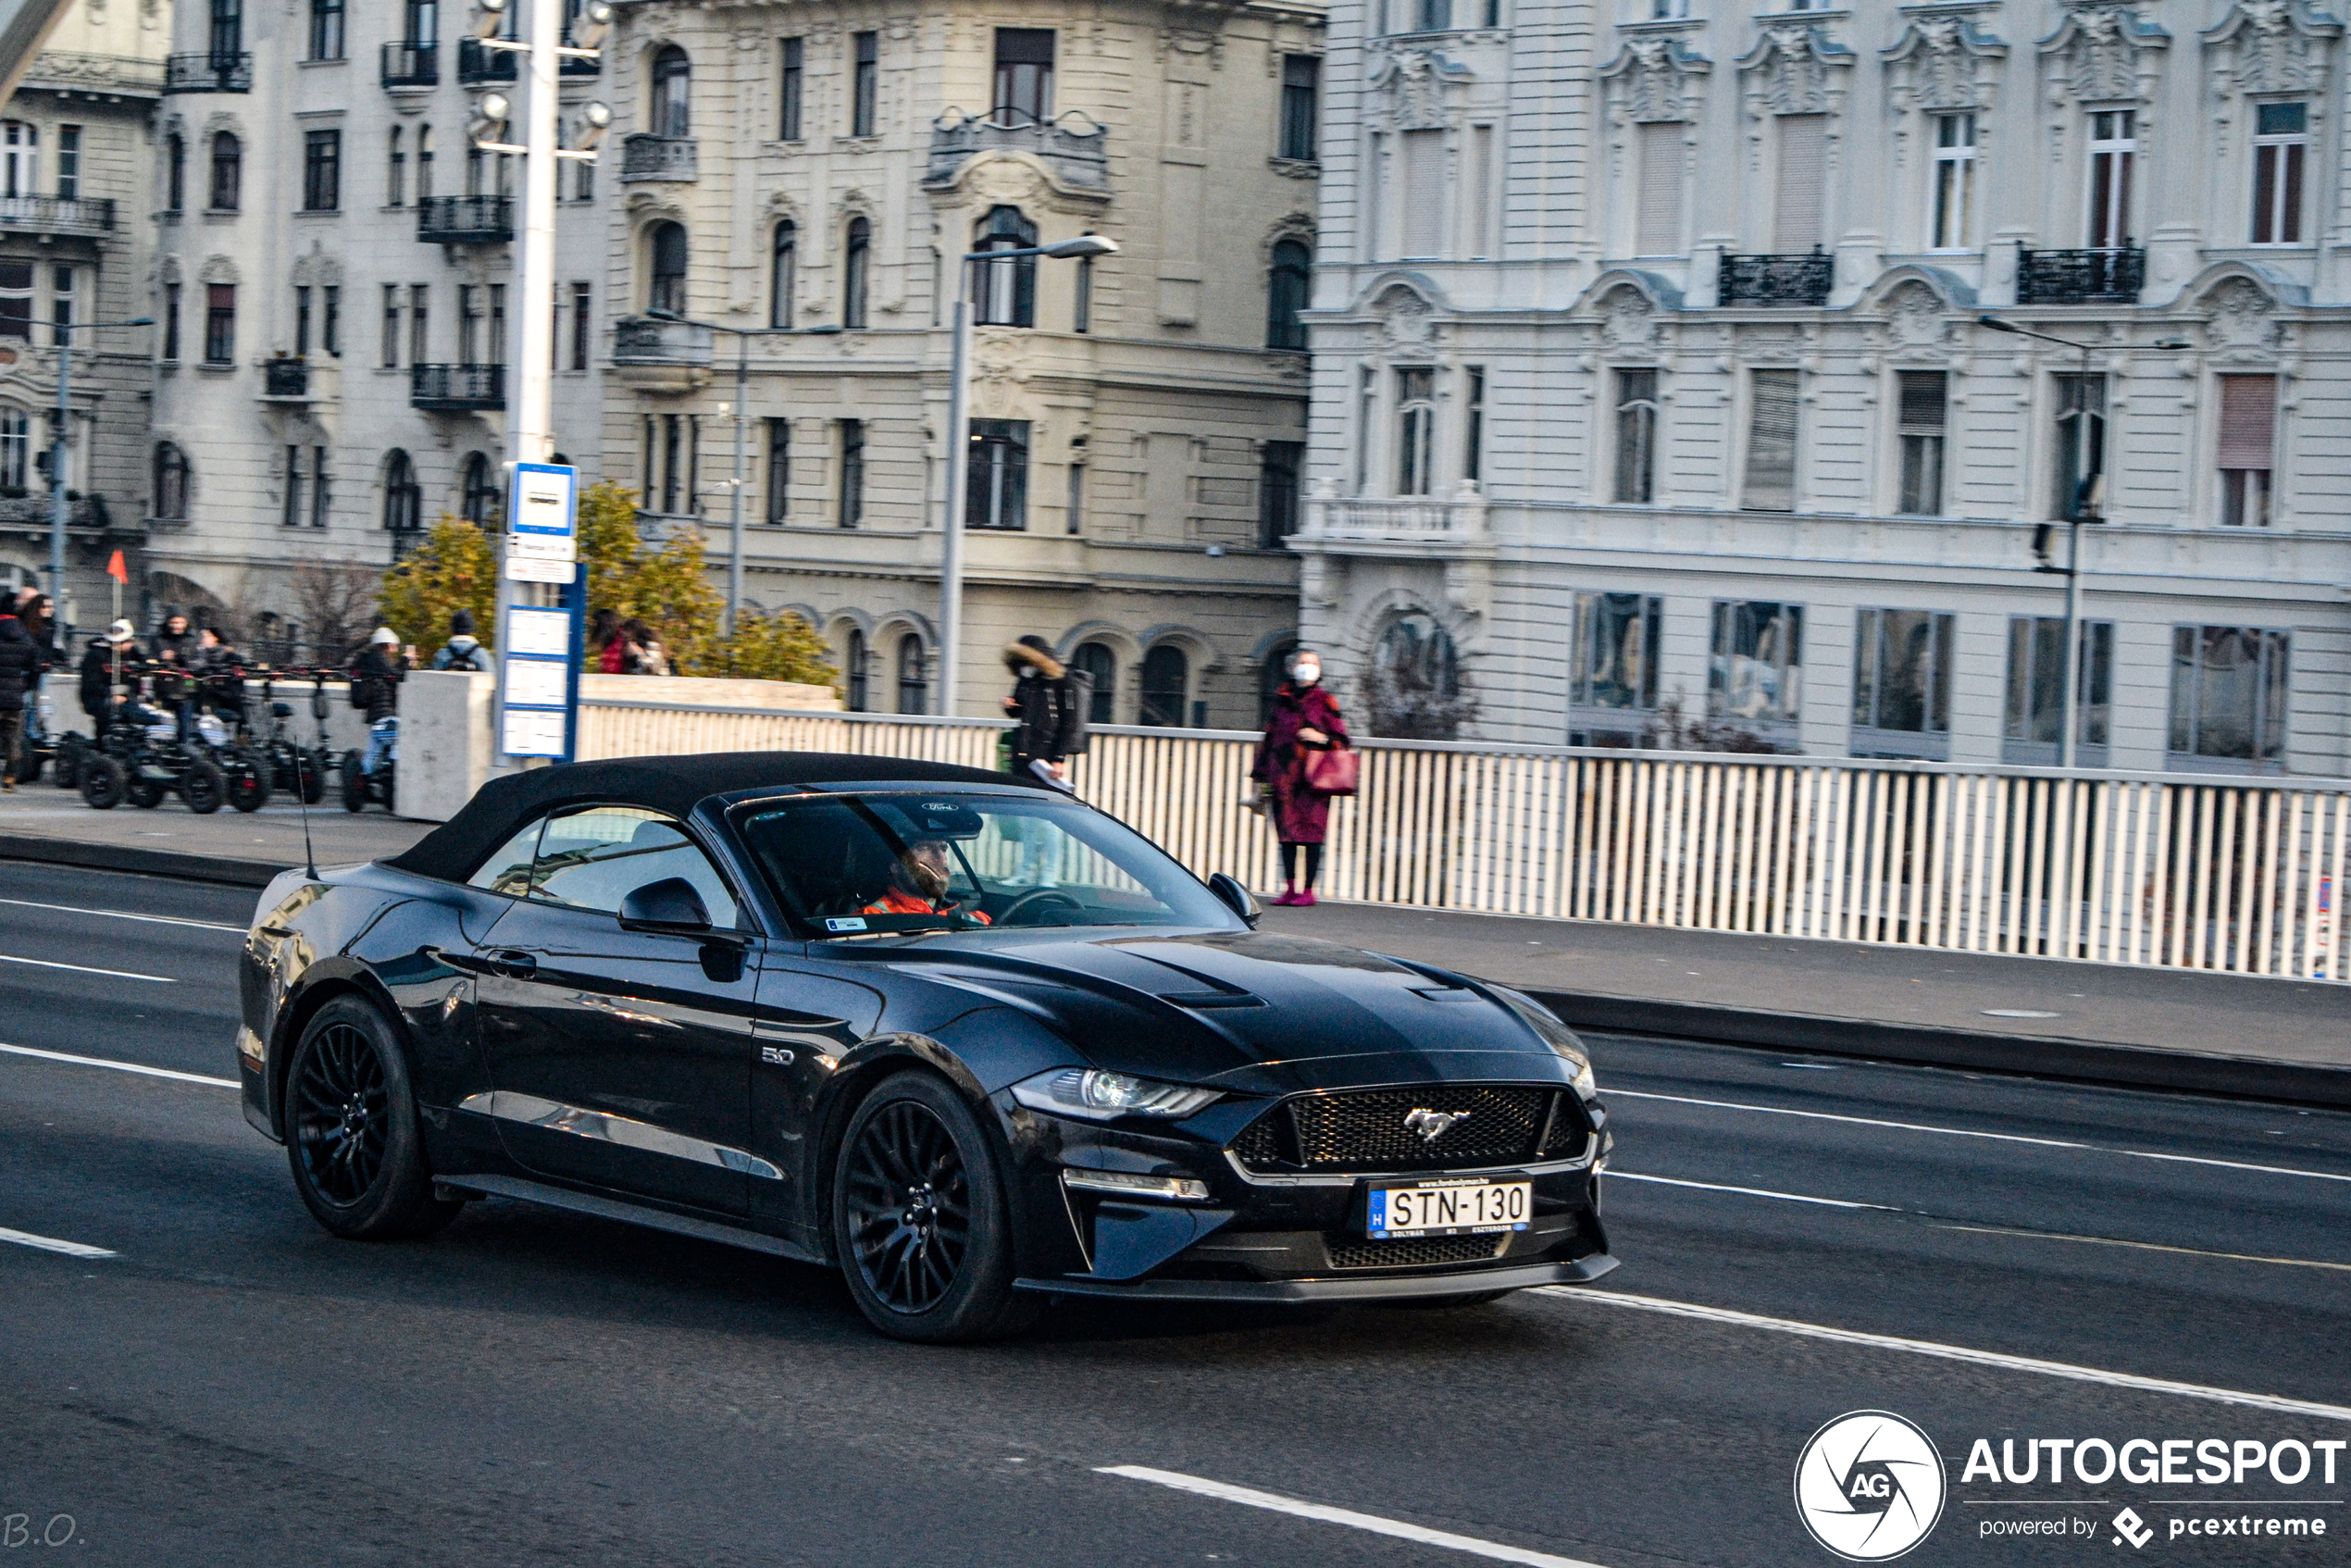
[77,754,122,809]
[832,1073,1034,1342]
[181,758,226,815]
[285,996,463,1240]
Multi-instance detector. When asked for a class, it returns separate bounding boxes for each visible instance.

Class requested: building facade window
[1613,367,1658,504]
[842,217,869,328]
[165,133,185,212]
[965,419,1029,530]
[294,285,312,356]
[153,442,190,520]
[851,32,877,137]
[1259,439,1302,546]
[380,283,400,367]
[50,264,70,344]
[405,0,436,46]
[992,29,1052,123]
[0,121,33,200]
[1570,591,1661,744]
[55,126,78,201]
[1635,121,1682,257]
[972,205,1036,327]
[281,444,305,528]
[303,130,341,212]
[778,37,803,141]
[1280,56,1319,160]
[1852,608,1954,759]
[761,417,789,522]
[2251,100,2307,244]
[1394,367,1435,495]
[210,0,242,55]
[1896,370,1947,516]
[460,450,498,523]
[894,632,926,714]
[415,124,433,200]
[310,446,331,528]
[1773,115,1826,253]
[1073,246,1091,331]
[646,221,687,316]
[1064,457,1083,532]
[0,408,28,488]
[1930,112,1974,250]
[0,261,31,340]
[456,283,479,363]
[1742,368,1799,512]
[2003,616,2111,765]
[2170,626,2289,771]
[1266,238,1310,349]
[1138,645,1188,728]
[1463,367,1485,484]
[386,127,405,206]
[1072,641,1114,725]
[2217,373,2275,527]
[2053,372,2107,519]
[768,219,795,329]
[842,627,867,711]
[838,417,865,526]
[2087,109,2133,247]
[382,448,419,534]
[408,284,429,364]
[209,132,241,212]
[651,44,690,138]
[162,282,181,361]
[569,280,591,370]
[1708,600,1803,736]
[204,283,234,363]
[309,0,344,61]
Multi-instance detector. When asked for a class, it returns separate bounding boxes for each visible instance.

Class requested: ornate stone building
[600,0,1321,722]
[1299,0,2350,775]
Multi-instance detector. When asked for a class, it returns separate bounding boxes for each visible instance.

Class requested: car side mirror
[618,876,714,934]
[1206,872,1261,927]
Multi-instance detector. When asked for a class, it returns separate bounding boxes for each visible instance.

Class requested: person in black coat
[0,609,39,789]
[79,620,138,727]
[999,636,1086,788]
[352,628,407,777]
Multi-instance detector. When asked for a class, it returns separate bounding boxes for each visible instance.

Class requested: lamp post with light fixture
[936,232,1117,718]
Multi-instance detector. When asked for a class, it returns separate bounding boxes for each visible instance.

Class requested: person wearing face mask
[1251,650,1350,906]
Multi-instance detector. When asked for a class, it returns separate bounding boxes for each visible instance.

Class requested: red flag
[106,549,127,583]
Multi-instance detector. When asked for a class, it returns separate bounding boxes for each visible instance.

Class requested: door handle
[491,949,538,978]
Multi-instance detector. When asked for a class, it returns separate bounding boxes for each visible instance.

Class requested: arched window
[972,205,1037,328]
[651,44,690,139]
[894,632,927,714]
[647,220,688,316]
[842,217,870,329]
[382,448,420,534]
[208,131,241,212]
[1267,238,1311,350]
[166,132,186,211]
[152,441,190,519]
[1,122,36,201]
[1071,641,1114,725]
[459,451,498,524]
[843,627,868,711]
[769,219,796,330]
[1138,645,1188,728]
[0,408,28,489]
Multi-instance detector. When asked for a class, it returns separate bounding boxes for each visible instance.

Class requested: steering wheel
[998,888,1084,927]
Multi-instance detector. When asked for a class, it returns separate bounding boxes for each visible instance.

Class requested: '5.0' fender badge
[1795,1411,1947,1562]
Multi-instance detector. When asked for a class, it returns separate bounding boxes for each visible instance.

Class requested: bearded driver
[862,838,991,925]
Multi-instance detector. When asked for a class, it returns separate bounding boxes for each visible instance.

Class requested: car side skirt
[433,1172,826,1265]
[1014,1253,1618,1303]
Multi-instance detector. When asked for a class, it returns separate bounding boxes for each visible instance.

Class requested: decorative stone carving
[2037,6,2171,105]
[1599,36,1712,124]
[1377,288,1435,347]
[198,254,237,286]
[1598,285,1659,348]
[1885,281,1951,346]
[1881,15,2009,112]
[2203,0,2340,95]
[290,243,342,289]
[1368,49,1468,132]
[2201,276,2281,348]
[1737,25,1852,117]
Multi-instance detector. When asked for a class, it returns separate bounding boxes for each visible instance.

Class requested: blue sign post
[499,463,581,762]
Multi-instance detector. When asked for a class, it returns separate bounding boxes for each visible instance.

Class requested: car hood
[874,927,1574,1096]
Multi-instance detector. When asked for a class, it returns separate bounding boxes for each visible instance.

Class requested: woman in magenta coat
[1251,651,1350,905]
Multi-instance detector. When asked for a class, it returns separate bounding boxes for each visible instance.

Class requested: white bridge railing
[580,701,2351,984]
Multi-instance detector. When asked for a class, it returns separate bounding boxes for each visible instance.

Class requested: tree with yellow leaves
[376,516,499,653]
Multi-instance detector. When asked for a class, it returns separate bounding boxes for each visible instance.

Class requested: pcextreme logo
[1795,1411,1949,1562]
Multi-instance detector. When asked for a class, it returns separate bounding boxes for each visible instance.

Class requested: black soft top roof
[386,751,1041,884]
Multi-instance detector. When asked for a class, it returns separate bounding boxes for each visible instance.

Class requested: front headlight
[1491,987,1598,1101]
[1010,1067,1221,1122]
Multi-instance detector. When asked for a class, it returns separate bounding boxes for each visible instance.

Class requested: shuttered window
[1773,115,1826,254]
[2218,373,2277,528]
[1636,122,1683,256]
[1743,368,1799,511]
[1400,130,1446,257]
[1897,370,1947,516]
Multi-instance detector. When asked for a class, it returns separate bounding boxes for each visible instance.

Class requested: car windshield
[737,790,1239,936]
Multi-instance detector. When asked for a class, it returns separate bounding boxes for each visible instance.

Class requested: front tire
[341,750,367,812]
[227,749,271,813]
[181,758,226,815]
[78,754,123,809]
[285,996,461,1240]
[831,1072,1035,1343]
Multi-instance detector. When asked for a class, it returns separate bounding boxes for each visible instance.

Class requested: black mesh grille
[1231,1087,1557,1175]
[1539,1096,1591,1159]
[1325,1234,1508,1269]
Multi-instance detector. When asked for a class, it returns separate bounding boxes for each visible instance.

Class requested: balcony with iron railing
[417,194,512,244]
[260,355,339,404]
[456,36,518,84]
[1717,248,1834,307]
[618,134,697,182]
[380,41,438,88]
[0,492,108,530]
[0,194,116,235]
[926,108,1108,193]
[163,52,253,93]
[2016,245,2144,305]
[612,317,714,367]
[410,363,505,411]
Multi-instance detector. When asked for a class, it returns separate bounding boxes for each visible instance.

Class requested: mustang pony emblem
[1403,1107,1470,1142]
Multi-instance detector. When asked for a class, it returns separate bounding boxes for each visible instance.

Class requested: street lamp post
[936,233,1115,717]
[47,314,150,634]
[1976,316,2187,768]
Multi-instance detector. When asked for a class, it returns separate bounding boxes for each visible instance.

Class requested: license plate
[1366,1178,1531,1239]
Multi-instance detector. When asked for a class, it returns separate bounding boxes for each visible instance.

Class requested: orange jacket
[862,888,990,924]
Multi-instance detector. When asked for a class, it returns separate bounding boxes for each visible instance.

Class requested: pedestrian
[1000,636,1085,790]
[21,594,56,669]
[623,617,670,677]
[430,608,491,671]
[193,626,244,735]
[351,627,406,778]
[590,607,637,674]
[0,600,39,790]
[79,618,137,734]
[1251,649,1350,906]
[150,611,197,666]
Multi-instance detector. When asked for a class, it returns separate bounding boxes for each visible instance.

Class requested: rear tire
[182,758,226,815]
[126,772,164,809]
[285,995,461,1240]
[831,1072,1037,1344]
[341,750,367,812]
[77,754,122,810]
[227,750,271,813]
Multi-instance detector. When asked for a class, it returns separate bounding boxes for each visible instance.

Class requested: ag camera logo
[1795,1411,1948,1562]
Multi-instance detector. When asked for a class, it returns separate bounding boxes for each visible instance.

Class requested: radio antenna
[294,668,318,880]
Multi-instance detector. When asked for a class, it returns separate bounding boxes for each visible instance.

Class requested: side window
[467,818,548,897]
[530,805,741,927]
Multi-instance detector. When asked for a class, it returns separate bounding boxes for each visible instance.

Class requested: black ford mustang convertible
[237,753,1616,1340]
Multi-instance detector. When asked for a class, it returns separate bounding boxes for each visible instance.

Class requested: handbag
[1300,746,1359,796]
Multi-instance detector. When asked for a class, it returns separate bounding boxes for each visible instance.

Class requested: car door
[472,804,765,1216]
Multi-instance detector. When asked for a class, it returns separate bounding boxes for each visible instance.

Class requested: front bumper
[1018,1252,1617,1303]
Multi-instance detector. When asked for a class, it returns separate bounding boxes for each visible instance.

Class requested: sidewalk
[2,795,2343,1107]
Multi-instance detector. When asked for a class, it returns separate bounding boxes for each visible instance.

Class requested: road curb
[0,833,288,889]
[1531,989,2351,1111]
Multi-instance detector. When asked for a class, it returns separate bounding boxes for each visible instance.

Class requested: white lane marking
[1097,1467,1608,1568]
[1608,1170,1899,1212]
[1606,1087,2351,1186]
[0,952,177,983]
[0,1042,237,1089]
[0,1226,116,1259]
[0,896,243,933]
[1934,1223,2351,1275]
[1536,1289,2351,1424]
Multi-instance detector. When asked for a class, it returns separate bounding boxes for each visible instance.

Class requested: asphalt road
[4,863,2349,1567]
